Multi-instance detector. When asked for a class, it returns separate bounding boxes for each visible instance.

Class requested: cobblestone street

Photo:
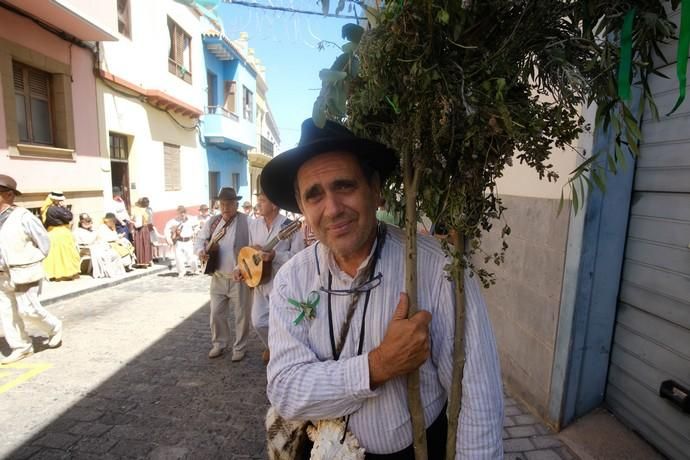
[1,271,576,459]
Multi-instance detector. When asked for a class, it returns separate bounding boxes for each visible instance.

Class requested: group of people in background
[0,171,315,366]
[191,186,316,364]
[35,188,151,282]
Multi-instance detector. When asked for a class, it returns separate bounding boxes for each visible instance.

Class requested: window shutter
[13,65,24,92]
[224,81,236,112]
[117,0,130,37]
[28,68,50,100]
[164,143,181,191]
[174,26,185,64]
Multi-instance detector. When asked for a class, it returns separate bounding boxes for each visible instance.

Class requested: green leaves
[314,0,680,284]
[436,9,450,25]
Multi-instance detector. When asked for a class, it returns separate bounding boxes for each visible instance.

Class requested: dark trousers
[366,406,448,460]
[301,405,448,460]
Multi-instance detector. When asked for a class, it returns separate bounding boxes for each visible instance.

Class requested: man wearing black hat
[262,119,503,457]
[0,175,63,364]
[246,190,304,363]
[195,187,252,361]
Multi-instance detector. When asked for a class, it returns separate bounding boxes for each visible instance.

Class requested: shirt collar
[320,235,379,284]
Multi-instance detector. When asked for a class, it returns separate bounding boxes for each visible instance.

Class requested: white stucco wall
[97,81,207,217]
[98,0,206,111]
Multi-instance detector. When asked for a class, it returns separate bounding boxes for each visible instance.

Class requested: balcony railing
[206,105,239,122]
[260,135,274,157]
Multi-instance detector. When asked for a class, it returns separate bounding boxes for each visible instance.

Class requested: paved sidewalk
[503,396,577,460]
[40,262,169,306]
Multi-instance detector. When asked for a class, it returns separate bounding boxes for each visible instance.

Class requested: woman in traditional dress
[41,192,80,281]
[131,197,153,267]
[73,213,126,278]
[96,213,136,271]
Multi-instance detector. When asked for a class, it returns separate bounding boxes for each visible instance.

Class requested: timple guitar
[170,218,186,244]
[238,220,302,287]
[200,216,234,275]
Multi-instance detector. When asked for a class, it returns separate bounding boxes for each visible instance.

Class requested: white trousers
[209,274,251,353]
[0,273,61,351]
[174,240,198,276]
[251,283,271,348]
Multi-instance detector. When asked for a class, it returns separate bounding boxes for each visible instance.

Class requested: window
[207,71,217,108]
[243,86,253,121]
[109,133,129,161]
[260,135,274,157]
[164,143,181,191]
[223,80,236,114]
[13,62,53,145]
[232,173,240,192]
[117,0,131,38]
[167,18,192,83]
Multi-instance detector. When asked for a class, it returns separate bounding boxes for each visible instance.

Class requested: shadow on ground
[7,302,269,460]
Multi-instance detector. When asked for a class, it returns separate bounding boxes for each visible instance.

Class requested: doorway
[109,132,131,210]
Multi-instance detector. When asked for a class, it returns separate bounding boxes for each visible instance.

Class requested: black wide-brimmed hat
[0,174,21,195]
[261,118,397,213]
[216,187,242,201]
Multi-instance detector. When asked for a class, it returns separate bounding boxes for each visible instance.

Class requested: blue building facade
[201,31,257,203]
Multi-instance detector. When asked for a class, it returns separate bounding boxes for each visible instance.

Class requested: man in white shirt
[241,201,253,217]
[0,175,63,364]
[194,188,251,361]
[164,206,198,277]
[247,192,305,363]
[260,119,504,458]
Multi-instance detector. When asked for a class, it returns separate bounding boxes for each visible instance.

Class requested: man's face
[177,210,186,220]
[296,151,380,261]
[0,189,15,207]
[219,199,238,219]
[200,207,209,216]
[257,194,277,218]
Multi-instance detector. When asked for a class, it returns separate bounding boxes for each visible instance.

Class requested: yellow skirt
[43,225,81,280]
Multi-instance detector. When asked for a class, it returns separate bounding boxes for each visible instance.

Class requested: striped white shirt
[267,224,504,457]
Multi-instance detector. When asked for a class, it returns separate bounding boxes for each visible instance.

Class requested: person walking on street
[194,188,251,361]
[0,175,63,365]
[164,206,198,277]
[110,187,132,242]
[131,197,153,267]
[241,201,253,217]
[246,192,304,363]
[197,204,212,229]
[261,119,504,458]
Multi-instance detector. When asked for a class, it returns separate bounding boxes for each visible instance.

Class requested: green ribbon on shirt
[289,291,320,325]
[617,8,635,101]
[669,0,690,115]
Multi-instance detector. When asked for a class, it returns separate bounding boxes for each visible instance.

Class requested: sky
[217,1,361,151]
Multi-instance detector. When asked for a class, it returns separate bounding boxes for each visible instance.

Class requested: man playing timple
[261,119,504,458]
[247,191,304,362]
[0,175,63,364]
[164,206,198,277]
[195,188,252,361]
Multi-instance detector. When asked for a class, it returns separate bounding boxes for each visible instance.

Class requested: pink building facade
[0,1,117,219]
